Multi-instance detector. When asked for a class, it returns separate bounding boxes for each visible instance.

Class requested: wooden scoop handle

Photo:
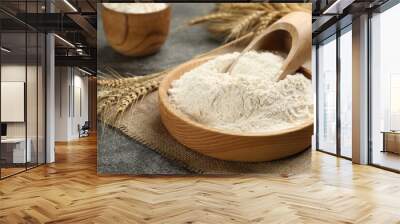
[238,11,311,80]
[272,12,312,80]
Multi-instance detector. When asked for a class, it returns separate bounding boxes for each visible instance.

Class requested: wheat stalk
[188,3,311,42]
[116,78,161,114]
[188,12,235,25]
[217,3,269,11]
[98,72,164,88]
[97,69,165,124]
[226,10,267,42]
[255,11,280,36]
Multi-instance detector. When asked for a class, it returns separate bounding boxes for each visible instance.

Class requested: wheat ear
[188,3,311,42]
[188,12,234,25]
[116,78,161,113]
[226,11,267,42]
[255,11,281,36]
[97,75,163,123]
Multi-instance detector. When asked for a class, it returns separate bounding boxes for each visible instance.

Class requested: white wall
[1,63,46,164]
[54,67,89,141]
[55,66,70,141]
[1,65,26,81]
[72,73,89,138]
[1,82,25,122]
[1,65,35,138]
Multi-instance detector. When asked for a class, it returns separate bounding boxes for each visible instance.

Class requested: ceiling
[1,32,45,64]
[312,0,390,43]
[0,0,96,14]
[0,0,97,73]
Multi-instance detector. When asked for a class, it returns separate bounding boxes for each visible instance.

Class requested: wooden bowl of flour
[159,56,313,162]
[102,3,171,56]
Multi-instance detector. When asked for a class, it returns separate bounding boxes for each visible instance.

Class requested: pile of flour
[168,51,313,133]
[103,3,167,14]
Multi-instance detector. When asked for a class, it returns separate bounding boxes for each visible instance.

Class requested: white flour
[103,3,167,14]
[168,51,313,133]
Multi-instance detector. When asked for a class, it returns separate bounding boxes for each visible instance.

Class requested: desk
[1,138,31,163]
[381,131,400,154]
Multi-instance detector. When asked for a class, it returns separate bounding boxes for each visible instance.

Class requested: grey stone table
[97,3,220,174]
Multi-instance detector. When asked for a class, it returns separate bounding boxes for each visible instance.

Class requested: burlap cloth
[102,91,310,175]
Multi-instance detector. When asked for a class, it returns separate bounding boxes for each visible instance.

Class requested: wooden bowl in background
[101,4,171,57]
[159,56,313,162]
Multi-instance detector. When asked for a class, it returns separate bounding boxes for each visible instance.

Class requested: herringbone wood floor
[1,135,400,224]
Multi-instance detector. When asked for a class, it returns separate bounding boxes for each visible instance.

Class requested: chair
[79,121,90,138]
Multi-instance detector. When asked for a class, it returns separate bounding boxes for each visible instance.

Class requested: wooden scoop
[225,11,312,81]
[158,12,313,162]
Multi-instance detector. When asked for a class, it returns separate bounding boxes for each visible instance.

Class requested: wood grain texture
[1,135,400,223]
[101,4,171,57]
[159,56,313,162]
